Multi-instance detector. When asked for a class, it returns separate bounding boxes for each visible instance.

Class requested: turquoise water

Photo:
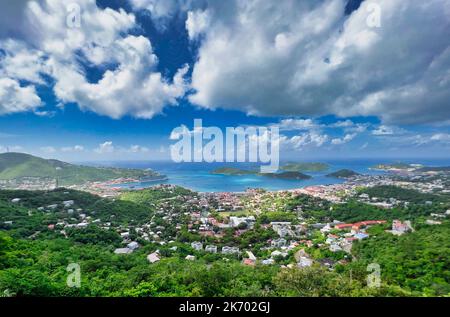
[85,159,450,193]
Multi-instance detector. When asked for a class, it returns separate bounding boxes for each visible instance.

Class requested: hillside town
[5,166,448,272]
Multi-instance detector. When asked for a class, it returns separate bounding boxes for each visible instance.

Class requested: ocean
[82,158,450,193]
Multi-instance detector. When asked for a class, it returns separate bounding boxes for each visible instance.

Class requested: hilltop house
[391,220,413,235]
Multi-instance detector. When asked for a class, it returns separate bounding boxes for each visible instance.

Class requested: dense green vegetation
[119,187,196,205]
[210,167,311,180]
[326,169,360,178]
[0,230,419,297]
[0,186,448,297]
[0,152,163,186]
[352,223,450,296]
[360,185,448,204]
[210,167,256,175]
[263,172,311,180]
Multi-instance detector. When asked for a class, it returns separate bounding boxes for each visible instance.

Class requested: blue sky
[0,0,449,162]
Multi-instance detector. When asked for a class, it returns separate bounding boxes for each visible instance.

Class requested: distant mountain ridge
[0,152,164,186]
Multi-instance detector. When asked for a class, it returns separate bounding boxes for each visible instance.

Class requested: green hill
[280,162,329,172]
[0,152,164,186]
[326,169,360,178]
[210,167,311,180]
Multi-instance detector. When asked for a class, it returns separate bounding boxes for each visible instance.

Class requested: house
[147,252,160,263]
[205,245,218,253]
[391,220,413,235]
[114,248,133,255]
[127,241,139,250]
[271,250,288,258]
[243,258,256,266]
[297,257,313,268]
[261,259,275,265]
[185,255,196,261]
[354,233,369,240]
[11,198,21,203]
[222,246,240,254]
[271,238,287,248]
[191,241,203,251]
[246,251,257,261]
[229,216,255,228]
[329,244,342,252]
[120,232,130,238]
[63,200,75,208]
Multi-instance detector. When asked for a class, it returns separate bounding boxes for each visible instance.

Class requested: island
[210,167,257,175]
[263,171,312,180]
[326,169,360,178]
[371,163,423,171]
[280,162,329,172]
[210,167,311,180]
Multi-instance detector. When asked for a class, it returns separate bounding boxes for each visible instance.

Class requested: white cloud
[61,145,85,152]
[0,0,189,118]
[331,133,357,145]
[0,78,42,115]
[128,145,150,153]
[278,119,318,131]
[372,125,406,136]
[186,10,210,40]
[430,133,450,143]
[94,141,115,154]
[179,0,450,124]
[287,132,329,150]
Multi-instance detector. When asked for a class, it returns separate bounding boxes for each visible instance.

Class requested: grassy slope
[0,153,160,185]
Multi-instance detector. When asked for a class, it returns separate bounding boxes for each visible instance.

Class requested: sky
[0,0,449,162]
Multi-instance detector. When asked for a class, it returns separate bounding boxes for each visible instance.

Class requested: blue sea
[82,158,450,193]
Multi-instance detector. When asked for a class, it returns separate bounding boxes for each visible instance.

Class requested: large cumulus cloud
[0,0,189,118]
[134,0,450,124]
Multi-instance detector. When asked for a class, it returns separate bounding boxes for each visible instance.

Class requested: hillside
[264,171,311,180]
[327,169,360,178]
[280,162,329,172]
[210,167,311,180]
[0,152,164,186]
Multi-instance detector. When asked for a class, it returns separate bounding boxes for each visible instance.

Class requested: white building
[147,252,160,263]
[191,241,203,251]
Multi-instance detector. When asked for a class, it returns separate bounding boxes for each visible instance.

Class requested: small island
[263,171,312,180]
[210,167,312,180]
[326,169,360,178]
[210,167,257,176]
[280,162,329,172]
[371,163,423,171]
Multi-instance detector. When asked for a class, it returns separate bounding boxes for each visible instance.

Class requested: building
[297,257,313,268]
[243,258,256,266]
[114,248,133,255]
[205,245,218,253]
[391,220,413,235]
[147,252,160,263]
[229,216,255,228]
[222,246,240,254]
[185,255,196,261]
[191,241,203,251]
[354,232,369,240]
[271,238,287,248]
[329,244,342,252]
[127,241,139,250]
